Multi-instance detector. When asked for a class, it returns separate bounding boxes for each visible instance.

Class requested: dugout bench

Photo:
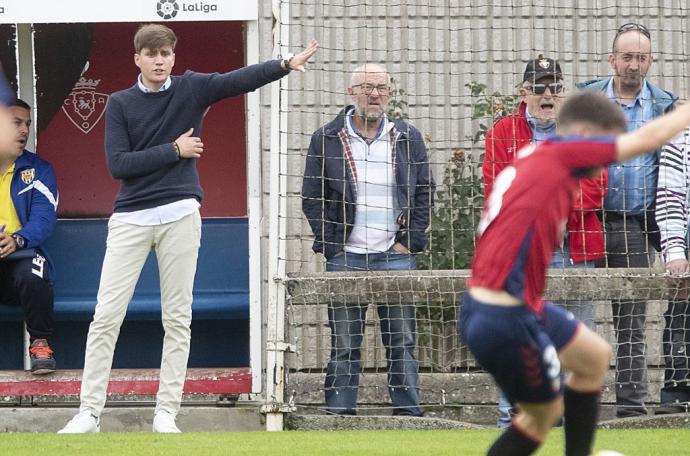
[0,218,252,395]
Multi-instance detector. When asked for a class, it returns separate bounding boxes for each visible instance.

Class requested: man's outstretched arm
[617,101,690,162]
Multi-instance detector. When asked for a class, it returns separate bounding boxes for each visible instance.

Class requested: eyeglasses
[528,82,564,95]
[353,83,391,95]
[616,23,651,40]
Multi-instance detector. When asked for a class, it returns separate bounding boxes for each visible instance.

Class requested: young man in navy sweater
[60,24,318,434]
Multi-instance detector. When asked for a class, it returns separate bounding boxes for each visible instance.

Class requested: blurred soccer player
[462,91,690,456]
[484,55,607,428]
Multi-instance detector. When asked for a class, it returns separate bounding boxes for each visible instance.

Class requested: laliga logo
[156,0,217,19]
[157,0,179,19]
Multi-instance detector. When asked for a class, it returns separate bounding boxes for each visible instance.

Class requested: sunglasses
[616,23,651,40]
[528,82,564,95]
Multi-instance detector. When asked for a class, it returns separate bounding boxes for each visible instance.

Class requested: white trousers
[79,211,201,416]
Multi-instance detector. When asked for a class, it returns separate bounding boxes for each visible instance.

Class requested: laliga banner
[0,0,257,23]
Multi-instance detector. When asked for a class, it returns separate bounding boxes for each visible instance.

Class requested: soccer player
[461,91,690,456]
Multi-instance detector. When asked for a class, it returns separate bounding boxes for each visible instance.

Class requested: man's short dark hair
[558,91,626,132]
[134,24,177,53]
[12,98,30,111]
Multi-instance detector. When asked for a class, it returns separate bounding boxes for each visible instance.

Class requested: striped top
[342,111,399,254]
[656,129,690,263]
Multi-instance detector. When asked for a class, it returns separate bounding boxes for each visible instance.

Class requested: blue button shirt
[603,79,656,215]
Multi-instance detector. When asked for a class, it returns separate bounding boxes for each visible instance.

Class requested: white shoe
[152,410,181,433]
[58,410,100,434]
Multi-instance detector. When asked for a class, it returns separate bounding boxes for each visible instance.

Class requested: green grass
[3,429,689,455]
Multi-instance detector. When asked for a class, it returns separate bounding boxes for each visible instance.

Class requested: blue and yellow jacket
[9,150,59,282]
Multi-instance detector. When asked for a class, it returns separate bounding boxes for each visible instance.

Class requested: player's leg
[496,398,563,451]
[543,302,612,456]
[461,292,562,455]
[153,211,201,431]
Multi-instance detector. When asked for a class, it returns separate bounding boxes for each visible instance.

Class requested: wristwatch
[12,233,25,249]
[281,53,295,71]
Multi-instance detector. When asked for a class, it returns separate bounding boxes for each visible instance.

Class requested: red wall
[37,22,248,218]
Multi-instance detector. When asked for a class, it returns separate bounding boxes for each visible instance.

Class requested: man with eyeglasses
[301,63,434,417]
[484,56,608,428]
[578,23,677,418]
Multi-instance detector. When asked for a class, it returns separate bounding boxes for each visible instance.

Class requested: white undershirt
[344,111,399,254]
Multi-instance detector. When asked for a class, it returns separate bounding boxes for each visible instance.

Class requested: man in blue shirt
[578,23,677,418]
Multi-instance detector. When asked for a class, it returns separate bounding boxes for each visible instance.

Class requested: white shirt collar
[137,74,172,93]
[346,108,393,142]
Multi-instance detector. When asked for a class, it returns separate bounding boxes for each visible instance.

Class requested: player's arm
[616,101,690,162]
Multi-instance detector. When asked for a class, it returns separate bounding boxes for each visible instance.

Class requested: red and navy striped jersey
[468,136,617,314]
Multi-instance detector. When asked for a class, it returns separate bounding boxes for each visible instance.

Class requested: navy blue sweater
[105,60,288,212]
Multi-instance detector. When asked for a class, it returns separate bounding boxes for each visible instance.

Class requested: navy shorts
[459,292,580,404]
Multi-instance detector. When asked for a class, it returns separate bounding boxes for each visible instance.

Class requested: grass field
[3,429,690,455]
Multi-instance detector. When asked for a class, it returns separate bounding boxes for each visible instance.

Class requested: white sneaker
[152,410,181,433]
[58,410,100,434]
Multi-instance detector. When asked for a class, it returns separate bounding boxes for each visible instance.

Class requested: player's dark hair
[12,98,30,111]
[557,91,626,132]
[134,24,177,53]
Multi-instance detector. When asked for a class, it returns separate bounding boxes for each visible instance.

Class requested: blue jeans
[549,245,595,328]
[497,245,594,428]
[324,250,423,416]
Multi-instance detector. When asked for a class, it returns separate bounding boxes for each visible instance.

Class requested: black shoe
[615,408,647,419]
[655,402,689,415]
[29,339,56,375]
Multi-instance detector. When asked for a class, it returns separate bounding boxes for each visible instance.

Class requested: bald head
[350,63,390,88]
[612,29,652,54]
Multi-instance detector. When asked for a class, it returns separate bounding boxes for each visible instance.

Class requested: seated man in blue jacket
[302,63,435,416]
[0,99,59,374]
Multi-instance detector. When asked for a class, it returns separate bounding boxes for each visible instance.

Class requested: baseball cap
[523,55,563,83]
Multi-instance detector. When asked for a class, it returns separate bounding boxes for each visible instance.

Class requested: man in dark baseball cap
[523,55,563,84]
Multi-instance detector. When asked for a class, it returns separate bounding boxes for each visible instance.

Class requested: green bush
[386,80,518,327]
[417,82,518,271]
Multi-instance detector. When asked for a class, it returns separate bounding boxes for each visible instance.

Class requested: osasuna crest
[62,77,109,134]
[20,168,35,185]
